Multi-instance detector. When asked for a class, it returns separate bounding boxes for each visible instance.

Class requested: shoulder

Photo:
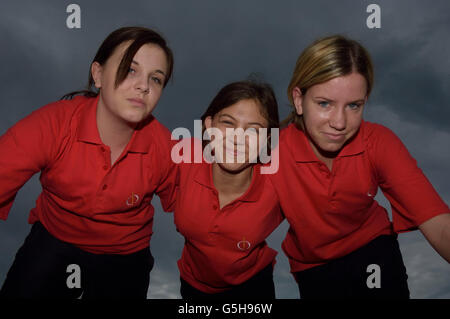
[36,95,90,117]
[362,121,396,139]
[148,116,172,137]
[361,121,415,173]
[361,121,404,150]
[144,116,174,152]
[278,123,303,151]
[10,96,90,134]
[280,123,299,141]
[174,137,205,167]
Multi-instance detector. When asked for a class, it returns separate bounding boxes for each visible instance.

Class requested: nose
[225,127,245,145]
[135,76,149,94]
[329,106,346,131]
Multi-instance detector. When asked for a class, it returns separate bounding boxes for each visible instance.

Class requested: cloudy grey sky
[0,0,449,299]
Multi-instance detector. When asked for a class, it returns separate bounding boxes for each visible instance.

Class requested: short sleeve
[367,124,449,233]
[153,123,179,213]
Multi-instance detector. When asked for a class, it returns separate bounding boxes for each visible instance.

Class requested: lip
[127,98,146,107]
[323,132,345,141]
[225,145,246,157]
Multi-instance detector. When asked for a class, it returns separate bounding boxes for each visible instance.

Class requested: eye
[246,127,259,135]
[348,103,362,110]
[128,67,136,74]
[151,76,163,85]
[318,101,329,108]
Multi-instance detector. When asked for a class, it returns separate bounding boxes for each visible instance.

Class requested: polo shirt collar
[194,162,263,203]
[288,121,365,163]
[77,95,150,153]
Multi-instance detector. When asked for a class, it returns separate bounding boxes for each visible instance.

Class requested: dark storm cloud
[0,0,448,299]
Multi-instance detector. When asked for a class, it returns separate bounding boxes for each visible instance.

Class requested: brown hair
[200,80,279,155]
[283,35,374,128]
[62,26,174,99]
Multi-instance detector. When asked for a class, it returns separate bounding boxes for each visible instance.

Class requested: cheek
[303,109,325,132]
[348,113,364,131]
[112,78,133,95]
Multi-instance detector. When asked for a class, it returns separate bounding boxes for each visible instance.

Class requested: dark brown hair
[62,26,174,99]
[201,80,279,131]
[200,80,279,154]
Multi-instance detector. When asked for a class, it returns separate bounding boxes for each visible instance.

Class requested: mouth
[322,132,346,141]
[127,98,146,107]
[224,145,246,157]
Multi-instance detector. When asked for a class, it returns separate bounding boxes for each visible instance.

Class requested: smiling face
[91,41,168,126]
[205,99,269,173]
[292,72,367,162]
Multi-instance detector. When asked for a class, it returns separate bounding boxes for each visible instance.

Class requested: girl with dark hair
[0,26,176,299]
[271,35,450,299]
[173,80,284,300]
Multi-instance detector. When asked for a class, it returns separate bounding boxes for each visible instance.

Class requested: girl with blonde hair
[270,35,449,299]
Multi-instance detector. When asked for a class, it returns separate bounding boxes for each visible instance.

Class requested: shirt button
[212,205,218,210]
[102,184,108,190]
[100,147,106,152]
[102,165,108,170]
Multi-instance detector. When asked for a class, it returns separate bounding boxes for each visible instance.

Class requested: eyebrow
[219,114,265,127]
[314,96,365,104]
[219,114,235,121]
[131,60,167,78]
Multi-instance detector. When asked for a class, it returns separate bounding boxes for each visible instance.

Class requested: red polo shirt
[0,95,177,254]
[174,140,283,293]
[270,121,449,273]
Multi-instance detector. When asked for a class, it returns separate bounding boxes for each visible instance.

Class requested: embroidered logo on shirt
[237,237,251,251]
[126,192,140,206]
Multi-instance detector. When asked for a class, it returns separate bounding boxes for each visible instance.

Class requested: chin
[314,140,345,155]
[217,162,251,174]
[122,112,149,124]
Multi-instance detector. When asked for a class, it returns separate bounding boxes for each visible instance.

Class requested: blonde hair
[283,35,374,128]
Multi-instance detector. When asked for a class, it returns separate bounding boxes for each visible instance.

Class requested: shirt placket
[328,158,339,211]
[207,188,221,243]
[316,160,338,211]
[96,145,112,209]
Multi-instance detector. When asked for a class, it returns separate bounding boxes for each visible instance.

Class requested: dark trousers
[180,263,276,300]
[0,222,154,299]
[294,235,410,299]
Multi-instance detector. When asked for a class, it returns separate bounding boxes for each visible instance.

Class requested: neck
[96,98,135,149]
[212,164,253,195]
[308,140,336,170]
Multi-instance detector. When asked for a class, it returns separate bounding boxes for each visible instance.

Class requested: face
[92,41,168,125]
[205,99,269,173]
[292,72,367,161]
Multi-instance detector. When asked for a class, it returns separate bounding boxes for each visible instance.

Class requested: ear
[90,62,103,89]
[204,116,213,129]
[292,87,304,116]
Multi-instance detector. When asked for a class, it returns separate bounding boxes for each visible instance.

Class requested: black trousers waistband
[294,235,410,299]
[0,222,154,299]
[180,262,276,300]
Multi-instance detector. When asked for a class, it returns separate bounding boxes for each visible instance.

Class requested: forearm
[419,213,450,263]
[438,218,450,262]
